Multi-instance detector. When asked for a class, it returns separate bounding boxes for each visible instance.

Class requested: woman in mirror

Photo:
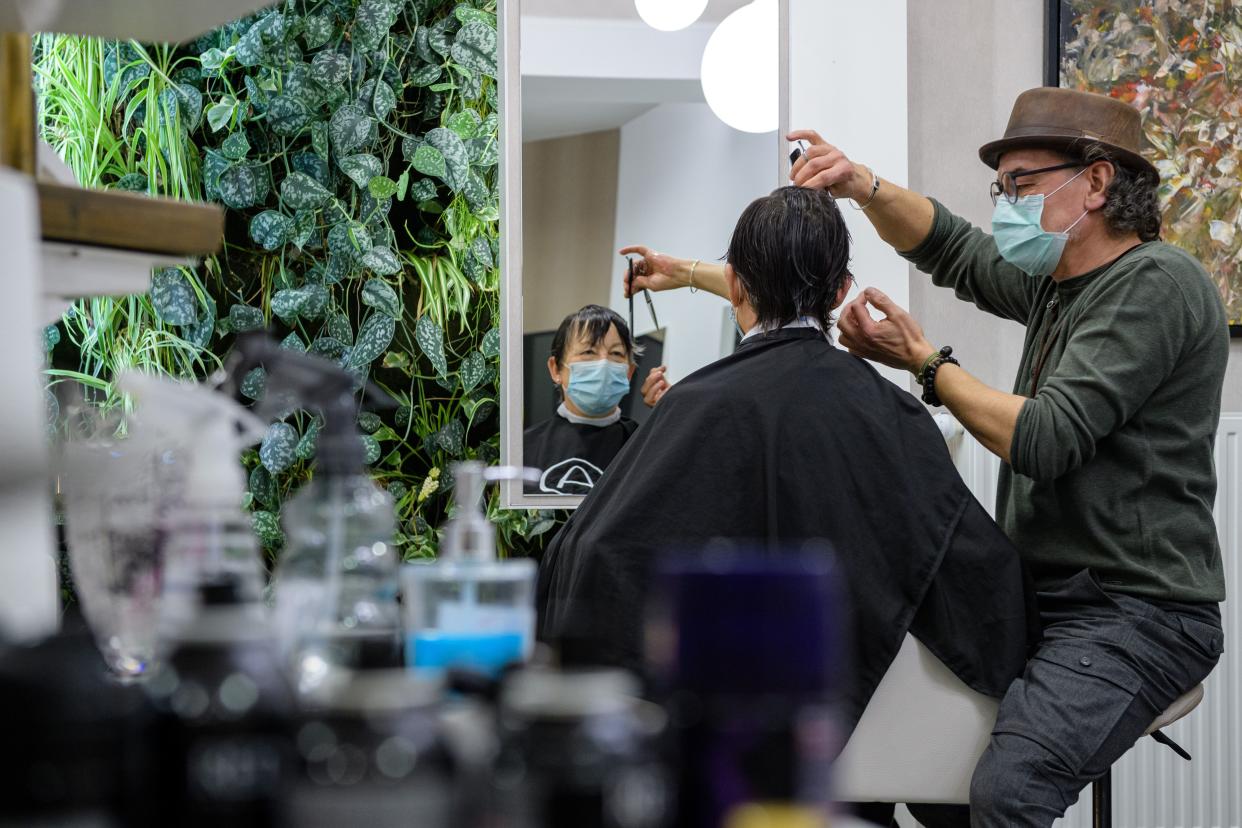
[524,304,642,495]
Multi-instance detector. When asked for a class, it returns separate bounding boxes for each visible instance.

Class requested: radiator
[945,414,1242,828]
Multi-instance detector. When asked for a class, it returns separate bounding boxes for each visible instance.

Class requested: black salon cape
[523,414,639,495]
[537,328,1036,736]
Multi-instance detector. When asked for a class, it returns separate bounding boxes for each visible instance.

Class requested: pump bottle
[401,462,537,676]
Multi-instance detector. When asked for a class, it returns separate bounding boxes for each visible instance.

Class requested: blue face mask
[991,168,1089,277]
[566,359,631,416]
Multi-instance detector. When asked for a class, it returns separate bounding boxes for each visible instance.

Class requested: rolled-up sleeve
[1008,267,1192,482]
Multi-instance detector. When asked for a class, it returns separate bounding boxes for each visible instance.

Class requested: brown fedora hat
[979,87,1157,177]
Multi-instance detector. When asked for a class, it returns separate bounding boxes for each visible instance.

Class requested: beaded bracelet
[921,345,959,407]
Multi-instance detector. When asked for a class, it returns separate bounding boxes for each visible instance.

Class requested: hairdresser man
[785,87,1229,824]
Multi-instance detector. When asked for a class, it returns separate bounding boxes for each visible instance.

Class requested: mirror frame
[499,0,792,509]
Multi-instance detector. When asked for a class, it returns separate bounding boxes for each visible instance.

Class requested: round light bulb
[700,0,779,133]
[635,0,709,31]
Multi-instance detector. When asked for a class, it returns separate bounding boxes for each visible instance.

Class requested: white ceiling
[522,6,748,142]
[522,0,752,22]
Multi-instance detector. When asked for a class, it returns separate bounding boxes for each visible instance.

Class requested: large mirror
[501,0,787,508]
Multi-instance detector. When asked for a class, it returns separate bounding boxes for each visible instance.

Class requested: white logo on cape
[539,457,605,494]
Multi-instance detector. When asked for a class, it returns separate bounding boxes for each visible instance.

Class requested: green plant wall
[35,0,557,563]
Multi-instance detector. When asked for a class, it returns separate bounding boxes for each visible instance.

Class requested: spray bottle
[401,462,538,676]
[116,371,296,827]
[115,371,268,644]
[227,333,402,693]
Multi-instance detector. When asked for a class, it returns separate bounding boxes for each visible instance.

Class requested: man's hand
[642,365,671,407]
[787,129,873,200]
[619,246,685,297]
[837,288,936,374]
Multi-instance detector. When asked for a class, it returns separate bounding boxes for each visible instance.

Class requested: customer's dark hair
[549,304,641,368]
[1079,143,1162,242]
[726,186,852,337]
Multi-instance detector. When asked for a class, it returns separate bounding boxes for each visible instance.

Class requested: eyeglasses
[989,161,1086,205]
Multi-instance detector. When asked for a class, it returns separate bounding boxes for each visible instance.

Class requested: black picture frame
[1042,0,1062,88]
[1047,0,1242,337]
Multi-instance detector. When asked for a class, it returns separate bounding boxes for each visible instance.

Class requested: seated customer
[524,305,640,495]
[537,186,1036,735]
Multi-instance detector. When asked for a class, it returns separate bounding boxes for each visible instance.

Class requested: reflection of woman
[524,305,640,495]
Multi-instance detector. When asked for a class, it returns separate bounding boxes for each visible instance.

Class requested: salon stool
[1091,683,1204,828]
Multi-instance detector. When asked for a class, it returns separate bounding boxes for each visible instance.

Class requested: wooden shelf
[38,181,223,257]
[1,0,279,44]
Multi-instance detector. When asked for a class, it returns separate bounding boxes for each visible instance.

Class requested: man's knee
[969,743,1024,818]
[969,735,1070,826]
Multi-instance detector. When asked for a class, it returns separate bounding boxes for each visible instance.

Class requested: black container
[489,667,671,828]
[285,669,470,828]
[142,577,296,828]
[0,628,153,828]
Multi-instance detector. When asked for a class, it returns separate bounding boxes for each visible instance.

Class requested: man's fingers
[863,287,908,319]
[786,129,827,146]
[845,295,879,338]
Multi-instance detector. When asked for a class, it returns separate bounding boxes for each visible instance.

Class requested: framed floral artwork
[1048,0,1242,336]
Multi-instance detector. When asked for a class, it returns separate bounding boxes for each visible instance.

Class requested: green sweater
[902,200,1228,603]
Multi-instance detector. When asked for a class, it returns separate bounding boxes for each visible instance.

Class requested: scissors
[627,256,660,333]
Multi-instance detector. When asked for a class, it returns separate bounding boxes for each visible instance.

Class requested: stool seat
[1145,684,1204,735]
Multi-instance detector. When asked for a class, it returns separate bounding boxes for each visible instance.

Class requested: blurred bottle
[402,462,537,677]
[0,628,154,828]
[143,575,296,828]
[647,547,846,828]
[488,665,671,828]
[285,668,482,828]
[226,333,403,693]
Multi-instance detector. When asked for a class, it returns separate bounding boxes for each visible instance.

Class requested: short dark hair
[549,304,640,369]
[726,186,852,337]
[1078,144,1162,242]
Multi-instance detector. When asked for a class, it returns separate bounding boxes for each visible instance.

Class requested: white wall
[609,103,774,384]
[787,0,909,388]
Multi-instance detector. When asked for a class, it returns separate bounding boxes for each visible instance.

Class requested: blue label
[406,631,525,676]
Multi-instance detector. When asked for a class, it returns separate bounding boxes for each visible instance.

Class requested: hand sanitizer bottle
[401,462,537,676]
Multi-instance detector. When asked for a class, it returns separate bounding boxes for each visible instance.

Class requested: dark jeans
[848,570,1224,828]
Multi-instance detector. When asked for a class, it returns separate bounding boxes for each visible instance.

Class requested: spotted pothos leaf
[415,315,448,376]
[362,278,401,316]
[240,367,267,400]
[451,21,498,78]
[481,326,501,358]
[459,351,486,393]
[150,268,198,326]
[339,153,382,188]
[229,303,265,332]
[250,210,294,250]
[251,510,284,547]
[348,313,396,368]
[330,103,374,155]
[260,422,298,473]
[424,127,470,189]
[280,171,332,210]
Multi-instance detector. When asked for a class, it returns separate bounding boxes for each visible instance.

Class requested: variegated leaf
[361,278,400,316]
[150,268,198,326]
[260,422,298,472]
[415,315,448,376]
